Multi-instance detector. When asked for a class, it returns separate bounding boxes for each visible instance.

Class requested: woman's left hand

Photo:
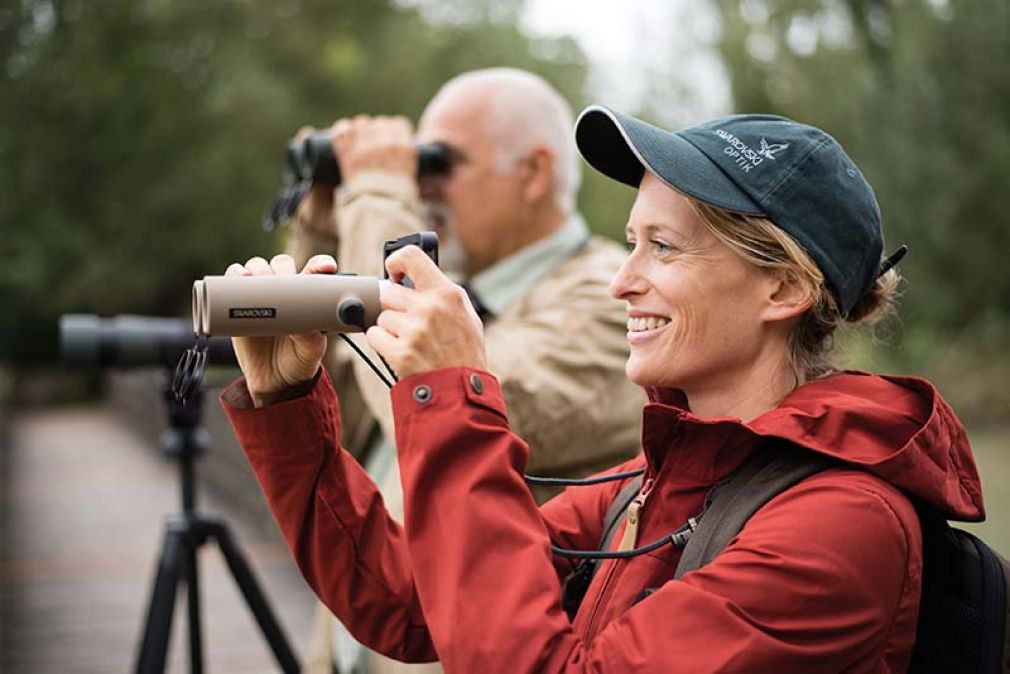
[367,245,488,379]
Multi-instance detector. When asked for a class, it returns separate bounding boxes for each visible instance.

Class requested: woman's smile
[626,314,671,344]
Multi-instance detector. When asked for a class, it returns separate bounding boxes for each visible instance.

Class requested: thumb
[383,245,446,290]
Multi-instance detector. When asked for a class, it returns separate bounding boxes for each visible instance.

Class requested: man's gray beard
[421,202,467,282]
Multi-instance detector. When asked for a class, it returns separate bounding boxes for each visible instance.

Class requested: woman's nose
[610,253,648,300]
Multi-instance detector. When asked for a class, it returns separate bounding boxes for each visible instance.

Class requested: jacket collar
[639,371,983,520]
[640,388,758,486]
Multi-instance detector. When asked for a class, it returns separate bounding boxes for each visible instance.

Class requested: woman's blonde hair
[688,199,901,381]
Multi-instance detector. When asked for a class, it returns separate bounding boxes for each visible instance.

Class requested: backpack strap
[561,447,833,620]
[599,475,644,553]
[674,448,836,579]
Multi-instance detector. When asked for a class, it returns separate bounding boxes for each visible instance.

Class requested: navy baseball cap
[575,106,892,316]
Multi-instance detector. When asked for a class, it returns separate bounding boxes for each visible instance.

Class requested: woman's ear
[519,147,554,204]
[761,270,814,323]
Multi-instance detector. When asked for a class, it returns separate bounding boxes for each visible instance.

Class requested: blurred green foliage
[711,0,1010,421]
[2,0,1006,421]
[0,0,628,365]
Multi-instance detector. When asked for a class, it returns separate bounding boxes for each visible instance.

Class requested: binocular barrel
[60,314,237,368]
[287,133,452,185]
[192,274,381,338]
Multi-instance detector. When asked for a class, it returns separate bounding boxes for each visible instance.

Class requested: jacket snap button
[413,385,432,404]
[469,374,483,394]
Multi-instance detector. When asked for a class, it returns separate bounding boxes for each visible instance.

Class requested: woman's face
[611,172,780,391]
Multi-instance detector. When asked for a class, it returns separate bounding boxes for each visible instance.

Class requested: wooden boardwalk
[0,405,317,673]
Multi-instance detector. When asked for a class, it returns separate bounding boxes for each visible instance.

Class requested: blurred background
[1,0,1007,670]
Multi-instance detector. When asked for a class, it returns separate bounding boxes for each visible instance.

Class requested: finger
[378,279,416,311]
[269,254,297,276]
[331,119,353,150]
[383,246,446,291]
[295,125,316,142]
[245,256,272,275]
[375,308,411,337]
[391,116,413,140]
[302,254,337,274]
[290,331,327,360]
[225,262,251,277]
[369,116,392,141]
[365,325,402,363]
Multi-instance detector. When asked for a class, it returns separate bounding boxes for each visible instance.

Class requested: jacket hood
[646,371,984,521]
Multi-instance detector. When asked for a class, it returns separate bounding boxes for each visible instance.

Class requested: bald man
[285,68,644,674]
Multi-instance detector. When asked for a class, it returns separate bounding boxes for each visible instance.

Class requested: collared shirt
[467,214,591,317]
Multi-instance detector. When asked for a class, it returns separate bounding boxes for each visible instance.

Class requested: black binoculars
[286,132,454,186]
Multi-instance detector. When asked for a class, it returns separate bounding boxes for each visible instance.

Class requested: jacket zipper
[583,476,656,639]
[616,477,655,552]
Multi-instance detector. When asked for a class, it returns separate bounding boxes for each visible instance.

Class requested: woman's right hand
[225,253,337,407]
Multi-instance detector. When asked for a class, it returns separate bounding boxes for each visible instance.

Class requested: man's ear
[519,147,554,204]
[760,270,815,323]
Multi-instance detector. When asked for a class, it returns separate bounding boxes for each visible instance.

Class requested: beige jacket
[286,171,644,673]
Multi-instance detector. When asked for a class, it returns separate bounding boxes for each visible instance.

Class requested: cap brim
[575,105,764,215]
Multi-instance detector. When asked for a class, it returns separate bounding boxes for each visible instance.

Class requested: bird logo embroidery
[758,137,789,160]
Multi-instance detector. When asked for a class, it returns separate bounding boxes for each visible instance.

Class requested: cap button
[412,385,432,404]
[468,373,483,394]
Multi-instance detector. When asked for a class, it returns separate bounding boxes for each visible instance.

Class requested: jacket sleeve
[219,366,623,661]
[220,369,437,663]
[392,368,921,674]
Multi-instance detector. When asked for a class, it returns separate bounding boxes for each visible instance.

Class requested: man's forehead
[418,86,491,141]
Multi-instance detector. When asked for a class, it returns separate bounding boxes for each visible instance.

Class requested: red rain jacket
[223,367,983,673]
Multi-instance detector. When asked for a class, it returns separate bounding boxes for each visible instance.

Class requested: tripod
[133,382,300,673]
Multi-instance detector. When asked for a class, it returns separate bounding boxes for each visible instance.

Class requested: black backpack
[588,449,1010,674]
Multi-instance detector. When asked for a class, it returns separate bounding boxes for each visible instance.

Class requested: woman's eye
[624,239,636,252]
[651,239,676,255]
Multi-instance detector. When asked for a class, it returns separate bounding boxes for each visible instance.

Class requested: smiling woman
[220,107,986,673]
[614,174,902,420]
[614,173,797,419]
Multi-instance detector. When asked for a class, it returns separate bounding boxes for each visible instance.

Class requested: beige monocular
[192,274,381,337]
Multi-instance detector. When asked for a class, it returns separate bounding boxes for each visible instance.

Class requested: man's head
[416,68,580,276]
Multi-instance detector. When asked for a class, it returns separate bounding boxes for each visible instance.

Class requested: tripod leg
[206,520,301,674]
[135,525,185,674]
[184,537,204,674]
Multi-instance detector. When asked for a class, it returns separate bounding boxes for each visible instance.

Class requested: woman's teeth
[627,316,670,332]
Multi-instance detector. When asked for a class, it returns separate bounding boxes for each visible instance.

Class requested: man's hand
[367,246,487,379]
[225,253,336,407]
[292,125,338,238]
[331,115,417,184]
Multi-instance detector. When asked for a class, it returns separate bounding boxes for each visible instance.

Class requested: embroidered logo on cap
[712,129,788,173]
[758,138,789,160]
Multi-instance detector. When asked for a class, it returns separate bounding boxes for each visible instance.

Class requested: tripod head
[156,368,212,515]
[159,375,211,461]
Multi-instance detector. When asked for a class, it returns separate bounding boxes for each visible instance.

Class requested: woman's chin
[626,358,667,388]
